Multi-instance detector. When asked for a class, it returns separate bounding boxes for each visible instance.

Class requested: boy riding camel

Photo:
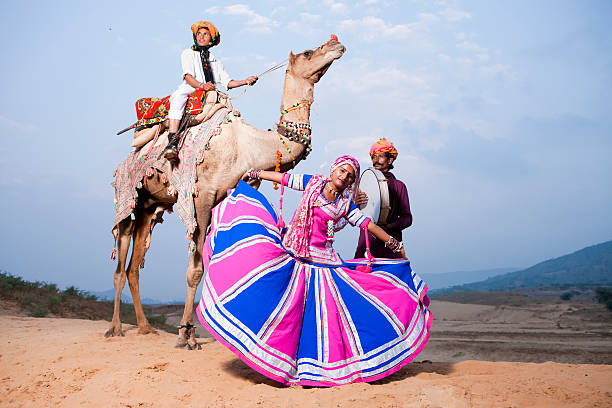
[163,21,258,161]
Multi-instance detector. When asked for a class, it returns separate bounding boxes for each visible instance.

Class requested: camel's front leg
[105,217,134,337]
[176,196,213,350]
[125,206,158,335]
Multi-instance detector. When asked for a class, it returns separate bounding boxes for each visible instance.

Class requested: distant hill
[89,288,181,305]
[437,240,612,294]
[420,267,517,290]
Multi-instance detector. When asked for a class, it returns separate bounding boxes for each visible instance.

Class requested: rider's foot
[163,132,179,162]
[163,146,178,162]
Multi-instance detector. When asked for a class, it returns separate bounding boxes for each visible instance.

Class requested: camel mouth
[325,41,346,59]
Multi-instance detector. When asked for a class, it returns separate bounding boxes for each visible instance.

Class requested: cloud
[439,8,471,22]
[0,115,38,133]
[479,63,514,79]
[205,4,278,33]
[338,15,434,43]
[323,0,348,14]
[457,40,487,53]
[287,12,323,36]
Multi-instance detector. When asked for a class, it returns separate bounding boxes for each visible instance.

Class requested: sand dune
[1,312,611,407]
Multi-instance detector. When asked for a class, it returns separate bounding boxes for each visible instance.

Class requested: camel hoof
[104,327,125,338]
[175,337,188,348]
[138,325,158,335]
[183,343,202,351]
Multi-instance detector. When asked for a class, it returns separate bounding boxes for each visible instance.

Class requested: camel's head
[288,38,346,84]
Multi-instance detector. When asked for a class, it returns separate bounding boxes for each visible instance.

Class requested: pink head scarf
[283,155,361,258]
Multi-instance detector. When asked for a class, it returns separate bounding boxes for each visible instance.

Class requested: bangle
[248,168,262,180]
[384,237,403,253]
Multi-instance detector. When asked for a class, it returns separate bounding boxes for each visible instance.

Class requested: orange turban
[369,137,398,159]
[191,21,220,47]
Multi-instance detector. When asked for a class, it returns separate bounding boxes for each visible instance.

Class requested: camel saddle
[131,89,233,148]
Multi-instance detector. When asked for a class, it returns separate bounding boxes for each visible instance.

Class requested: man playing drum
[354,138,413,259]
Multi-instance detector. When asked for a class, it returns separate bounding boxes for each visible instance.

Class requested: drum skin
[359,168,390,225]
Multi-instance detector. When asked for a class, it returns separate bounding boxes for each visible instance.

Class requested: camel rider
[163,21,259,162]
[354,138,413,259]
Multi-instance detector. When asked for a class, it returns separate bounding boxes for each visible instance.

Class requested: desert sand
[1,301,611,407]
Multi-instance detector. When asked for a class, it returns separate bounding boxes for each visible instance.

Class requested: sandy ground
[1,303,611,408]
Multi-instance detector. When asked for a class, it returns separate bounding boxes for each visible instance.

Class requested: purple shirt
[354,171,412,259]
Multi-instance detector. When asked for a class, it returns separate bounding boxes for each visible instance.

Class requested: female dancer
[196,155,431,386]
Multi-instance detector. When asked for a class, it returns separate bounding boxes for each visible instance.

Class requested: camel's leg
[176,194,214,350]
[105,217,135,337]
[125,205,158,335]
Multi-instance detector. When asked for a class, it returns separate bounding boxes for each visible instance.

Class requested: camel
[105,39,346,349]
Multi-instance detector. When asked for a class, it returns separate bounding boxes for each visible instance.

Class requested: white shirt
[180,49,232,90]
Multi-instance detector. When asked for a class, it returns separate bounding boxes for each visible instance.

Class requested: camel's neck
[280,72,314,125]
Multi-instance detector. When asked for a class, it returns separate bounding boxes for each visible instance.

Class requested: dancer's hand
[355,189,368,207]
[241,171,250,181]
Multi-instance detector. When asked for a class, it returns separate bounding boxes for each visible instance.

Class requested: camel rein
[229,59,288,100]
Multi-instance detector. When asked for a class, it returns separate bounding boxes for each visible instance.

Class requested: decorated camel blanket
[135,88,206,127]
[112,107,230,236]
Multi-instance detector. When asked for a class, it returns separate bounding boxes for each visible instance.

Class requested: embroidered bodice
[281,174,368,265]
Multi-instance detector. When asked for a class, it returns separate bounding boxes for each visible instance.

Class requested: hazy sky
[1,1,611,301]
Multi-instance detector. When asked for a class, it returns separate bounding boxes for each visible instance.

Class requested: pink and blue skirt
[196,181,432,386]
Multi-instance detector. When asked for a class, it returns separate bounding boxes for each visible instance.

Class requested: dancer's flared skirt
[196,181,432,386]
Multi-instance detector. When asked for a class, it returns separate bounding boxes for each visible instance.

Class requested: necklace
[325,183,340,198]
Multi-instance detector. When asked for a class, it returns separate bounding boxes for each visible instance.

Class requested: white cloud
[339,15,432,42]
[287,12,323,35]
[323,0,348,14]
[439,8,471,22]
[0,115,38,133]
[457,40,487,53]
[479,63,514,79]
[205,4,278,33]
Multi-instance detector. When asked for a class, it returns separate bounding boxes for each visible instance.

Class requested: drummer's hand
[355,190,368,207]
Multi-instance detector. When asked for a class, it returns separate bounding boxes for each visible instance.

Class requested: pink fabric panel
[264,266,307,358]
[309,208,332,249]
[321,277,358,363]
[207,241,285,297]
[220,198,278,227]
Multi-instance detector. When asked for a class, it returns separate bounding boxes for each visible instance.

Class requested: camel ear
[288,51,296,65]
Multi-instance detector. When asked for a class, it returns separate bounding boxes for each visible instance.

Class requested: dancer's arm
[242,169,284,184]
[366,221,406,258]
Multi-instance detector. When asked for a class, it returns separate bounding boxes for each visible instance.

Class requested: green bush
[28,305,49,317]
[63,286,81,297]
[595,287,612,311]
[146,313,167,326]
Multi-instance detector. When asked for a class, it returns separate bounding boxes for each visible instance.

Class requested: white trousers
[168,83,196,120]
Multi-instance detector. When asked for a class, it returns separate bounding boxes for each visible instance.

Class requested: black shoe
[163,132,179,162]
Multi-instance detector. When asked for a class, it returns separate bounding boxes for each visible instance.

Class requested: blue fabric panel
[235,180,277,223]
[213,222,279,254]
[330,269,398,353]
[223,260,296,335]
[296,271,318,361]
[373,262,416,292]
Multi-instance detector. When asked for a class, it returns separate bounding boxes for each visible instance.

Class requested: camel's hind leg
[176,193,214,350]
[125,204,161,335]
[105,217,135,337]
